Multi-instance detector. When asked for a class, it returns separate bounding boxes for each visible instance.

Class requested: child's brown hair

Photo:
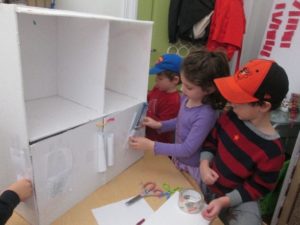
[181,48,230,109]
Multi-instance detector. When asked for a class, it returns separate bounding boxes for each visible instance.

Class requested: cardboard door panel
[30,121,105,225]
[103,103,144,181]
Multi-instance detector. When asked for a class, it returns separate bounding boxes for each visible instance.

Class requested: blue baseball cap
[149,54,182,75]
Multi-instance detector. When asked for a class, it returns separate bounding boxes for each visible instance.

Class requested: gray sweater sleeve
[226,189,243,207]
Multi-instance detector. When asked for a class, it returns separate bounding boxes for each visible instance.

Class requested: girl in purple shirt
[129,49,230,184]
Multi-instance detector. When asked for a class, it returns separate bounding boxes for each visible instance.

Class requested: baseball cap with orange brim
[214,59,289,108]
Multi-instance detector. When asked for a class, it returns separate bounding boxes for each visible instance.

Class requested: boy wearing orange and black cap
[199,59,289,225]
[146,54,182,143]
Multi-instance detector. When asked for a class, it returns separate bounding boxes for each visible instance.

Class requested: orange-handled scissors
[125,182,163,206]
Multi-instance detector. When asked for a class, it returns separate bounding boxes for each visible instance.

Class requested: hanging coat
[168,0,215,44]
[206,0,246,60]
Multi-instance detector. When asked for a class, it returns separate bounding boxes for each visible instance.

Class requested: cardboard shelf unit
[0,4,152,225]
[12,6,150,142]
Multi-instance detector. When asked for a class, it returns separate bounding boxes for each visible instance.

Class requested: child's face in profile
[229,102,262,121]
[180,74,210,102]
[155,73,178,92]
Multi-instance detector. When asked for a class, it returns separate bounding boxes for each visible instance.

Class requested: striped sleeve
[208,111,286,204]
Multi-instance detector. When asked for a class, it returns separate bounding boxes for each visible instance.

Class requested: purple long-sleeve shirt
[154,97,217,167]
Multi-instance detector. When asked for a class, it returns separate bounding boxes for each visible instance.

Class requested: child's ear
[261,101,272,112]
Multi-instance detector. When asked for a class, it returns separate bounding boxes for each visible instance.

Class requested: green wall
[137,0,171,90]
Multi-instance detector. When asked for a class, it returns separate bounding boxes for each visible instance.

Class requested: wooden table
[7,151,222,225]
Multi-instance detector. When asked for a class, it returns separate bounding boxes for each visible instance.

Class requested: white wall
[241,0,275,66]
[55,0,137,19]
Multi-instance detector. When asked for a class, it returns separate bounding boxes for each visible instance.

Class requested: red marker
[136,218,145,225]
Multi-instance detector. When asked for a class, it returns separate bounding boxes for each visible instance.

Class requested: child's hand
[8,178,33,201]
[142,117,162,129]
[128,136,155,151]
[201,199,222,221]
[200,160,219,185]
[201,197,230,221]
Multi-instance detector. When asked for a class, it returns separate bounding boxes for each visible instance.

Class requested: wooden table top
[7,151,198,225]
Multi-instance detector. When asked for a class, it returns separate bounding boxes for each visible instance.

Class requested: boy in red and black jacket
[199,59,289,225]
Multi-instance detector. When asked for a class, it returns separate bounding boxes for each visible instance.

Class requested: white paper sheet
[92,197,154,225]
[143,191,209,225]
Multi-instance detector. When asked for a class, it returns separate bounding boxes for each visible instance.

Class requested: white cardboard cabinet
[0,4,152,225]
[30,104,144,225]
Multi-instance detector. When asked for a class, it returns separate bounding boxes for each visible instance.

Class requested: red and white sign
[259,0,300,95]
